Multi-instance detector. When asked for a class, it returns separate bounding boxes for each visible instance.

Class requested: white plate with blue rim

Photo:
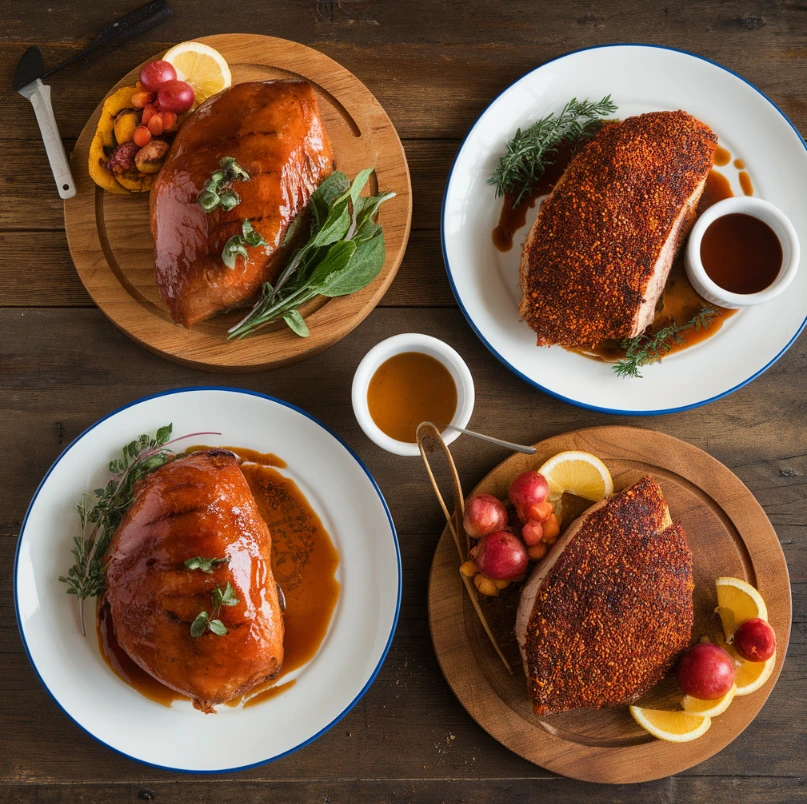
[442,44,807,414]
[14,387,400,772]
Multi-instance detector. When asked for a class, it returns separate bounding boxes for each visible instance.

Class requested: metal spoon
[430,422,536,455]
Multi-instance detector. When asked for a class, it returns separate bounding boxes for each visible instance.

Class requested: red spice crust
[524,476,694,716]
[518,111,717,347]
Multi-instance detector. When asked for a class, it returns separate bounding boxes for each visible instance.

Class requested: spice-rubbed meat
[151,81,334,327]
[104,450,284,713]
[518,111,717,348]
[515,477,693,716]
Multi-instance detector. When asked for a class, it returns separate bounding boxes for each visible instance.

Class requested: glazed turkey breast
[518,111,717,348]
[151,80,334,327]
[104,449,284,713]
[515,477,694,716]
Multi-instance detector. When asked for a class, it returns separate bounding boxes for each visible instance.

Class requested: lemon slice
[729,646,776,696]
[715,576,768,639]
[163,41,232,105]
[629,706,711,742]
[538,450,614,504]
[682,684,736,717]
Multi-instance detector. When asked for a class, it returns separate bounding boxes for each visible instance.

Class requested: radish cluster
[460,470,561,597]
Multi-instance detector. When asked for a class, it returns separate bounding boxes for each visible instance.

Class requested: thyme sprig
[59,425,222,635]
[488,96,618,207]
[613,306,721,379]
[184,556,228,574]
[191,581,239,638]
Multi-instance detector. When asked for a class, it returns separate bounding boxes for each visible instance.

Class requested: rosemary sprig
[59,425,222,635]
[488,95,618,207]
[613,306,721,379]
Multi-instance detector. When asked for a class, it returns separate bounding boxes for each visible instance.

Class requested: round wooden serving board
[428,426,791,784]
[64,34,412,371]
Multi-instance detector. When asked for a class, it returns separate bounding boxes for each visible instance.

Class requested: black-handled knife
[12,1,173,91]
[12,0,173,199]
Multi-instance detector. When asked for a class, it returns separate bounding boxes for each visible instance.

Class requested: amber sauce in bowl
[98,446,341,709]
[367,352,458,443]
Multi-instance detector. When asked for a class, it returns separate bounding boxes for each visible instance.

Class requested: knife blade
[13,47,75,200]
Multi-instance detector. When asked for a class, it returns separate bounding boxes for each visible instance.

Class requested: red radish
[139,60,177,92]
[525,500,554,523]
[521,520,544,546]
[157,80,195,113]
[509,471,550,522]
[676,643,735,700]
[470,530,528,581]
[463,494,508,539]
[733,618,776,662]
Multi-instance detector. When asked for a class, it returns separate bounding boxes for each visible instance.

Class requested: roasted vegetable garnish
[88,84,173,194]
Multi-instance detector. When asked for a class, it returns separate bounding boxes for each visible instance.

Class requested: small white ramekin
[685,196,800,309]
[351,333,475,457]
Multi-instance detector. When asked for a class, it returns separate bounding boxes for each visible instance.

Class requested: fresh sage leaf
[283,309,310,337]
[227,168,394,341]
[321,228,386,297]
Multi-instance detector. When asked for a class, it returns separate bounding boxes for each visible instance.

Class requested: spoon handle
[436,422,536,455]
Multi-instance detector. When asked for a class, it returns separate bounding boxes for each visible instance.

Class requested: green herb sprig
[59,425,222,635]
[488,96,618,207]
[222,219,267,269]
[613,306,721,379]
[191,581,239,638]
[184,556,228,574]
[227,169,395,341]
[197,156,250,213]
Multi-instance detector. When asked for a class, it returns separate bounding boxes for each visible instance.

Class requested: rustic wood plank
[3,0,806,794]
[2,308,807,536]
[0,776,805,804]
[0,229,453,308]
[0,139,452,232]
[2,6,806,142]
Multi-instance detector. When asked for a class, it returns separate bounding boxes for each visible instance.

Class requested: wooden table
[2,1,805,801]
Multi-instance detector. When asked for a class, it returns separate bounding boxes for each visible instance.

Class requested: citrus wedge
[163,41,232,105]
[730,646,776,696]
[682,684,736,717]
[629,706,711,742]
[715,576,768,639]
[538,450,613,504]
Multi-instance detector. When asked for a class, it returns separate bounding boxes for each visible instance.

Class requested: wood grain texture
[429,427,791,783]
[64,34,413,369]
[2,0,806,798]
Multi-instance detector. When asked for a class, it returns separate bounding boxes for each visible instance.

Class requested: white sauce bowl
[685,196,800,309]
[351,333,475,457]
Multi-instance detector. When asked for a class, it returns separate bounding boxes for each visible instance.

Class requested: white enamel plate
[14,388,400,772]
[442,45,807,414]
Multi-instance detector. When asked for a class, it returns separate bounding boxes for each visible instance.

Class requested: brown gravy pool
[98,449,340,708]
